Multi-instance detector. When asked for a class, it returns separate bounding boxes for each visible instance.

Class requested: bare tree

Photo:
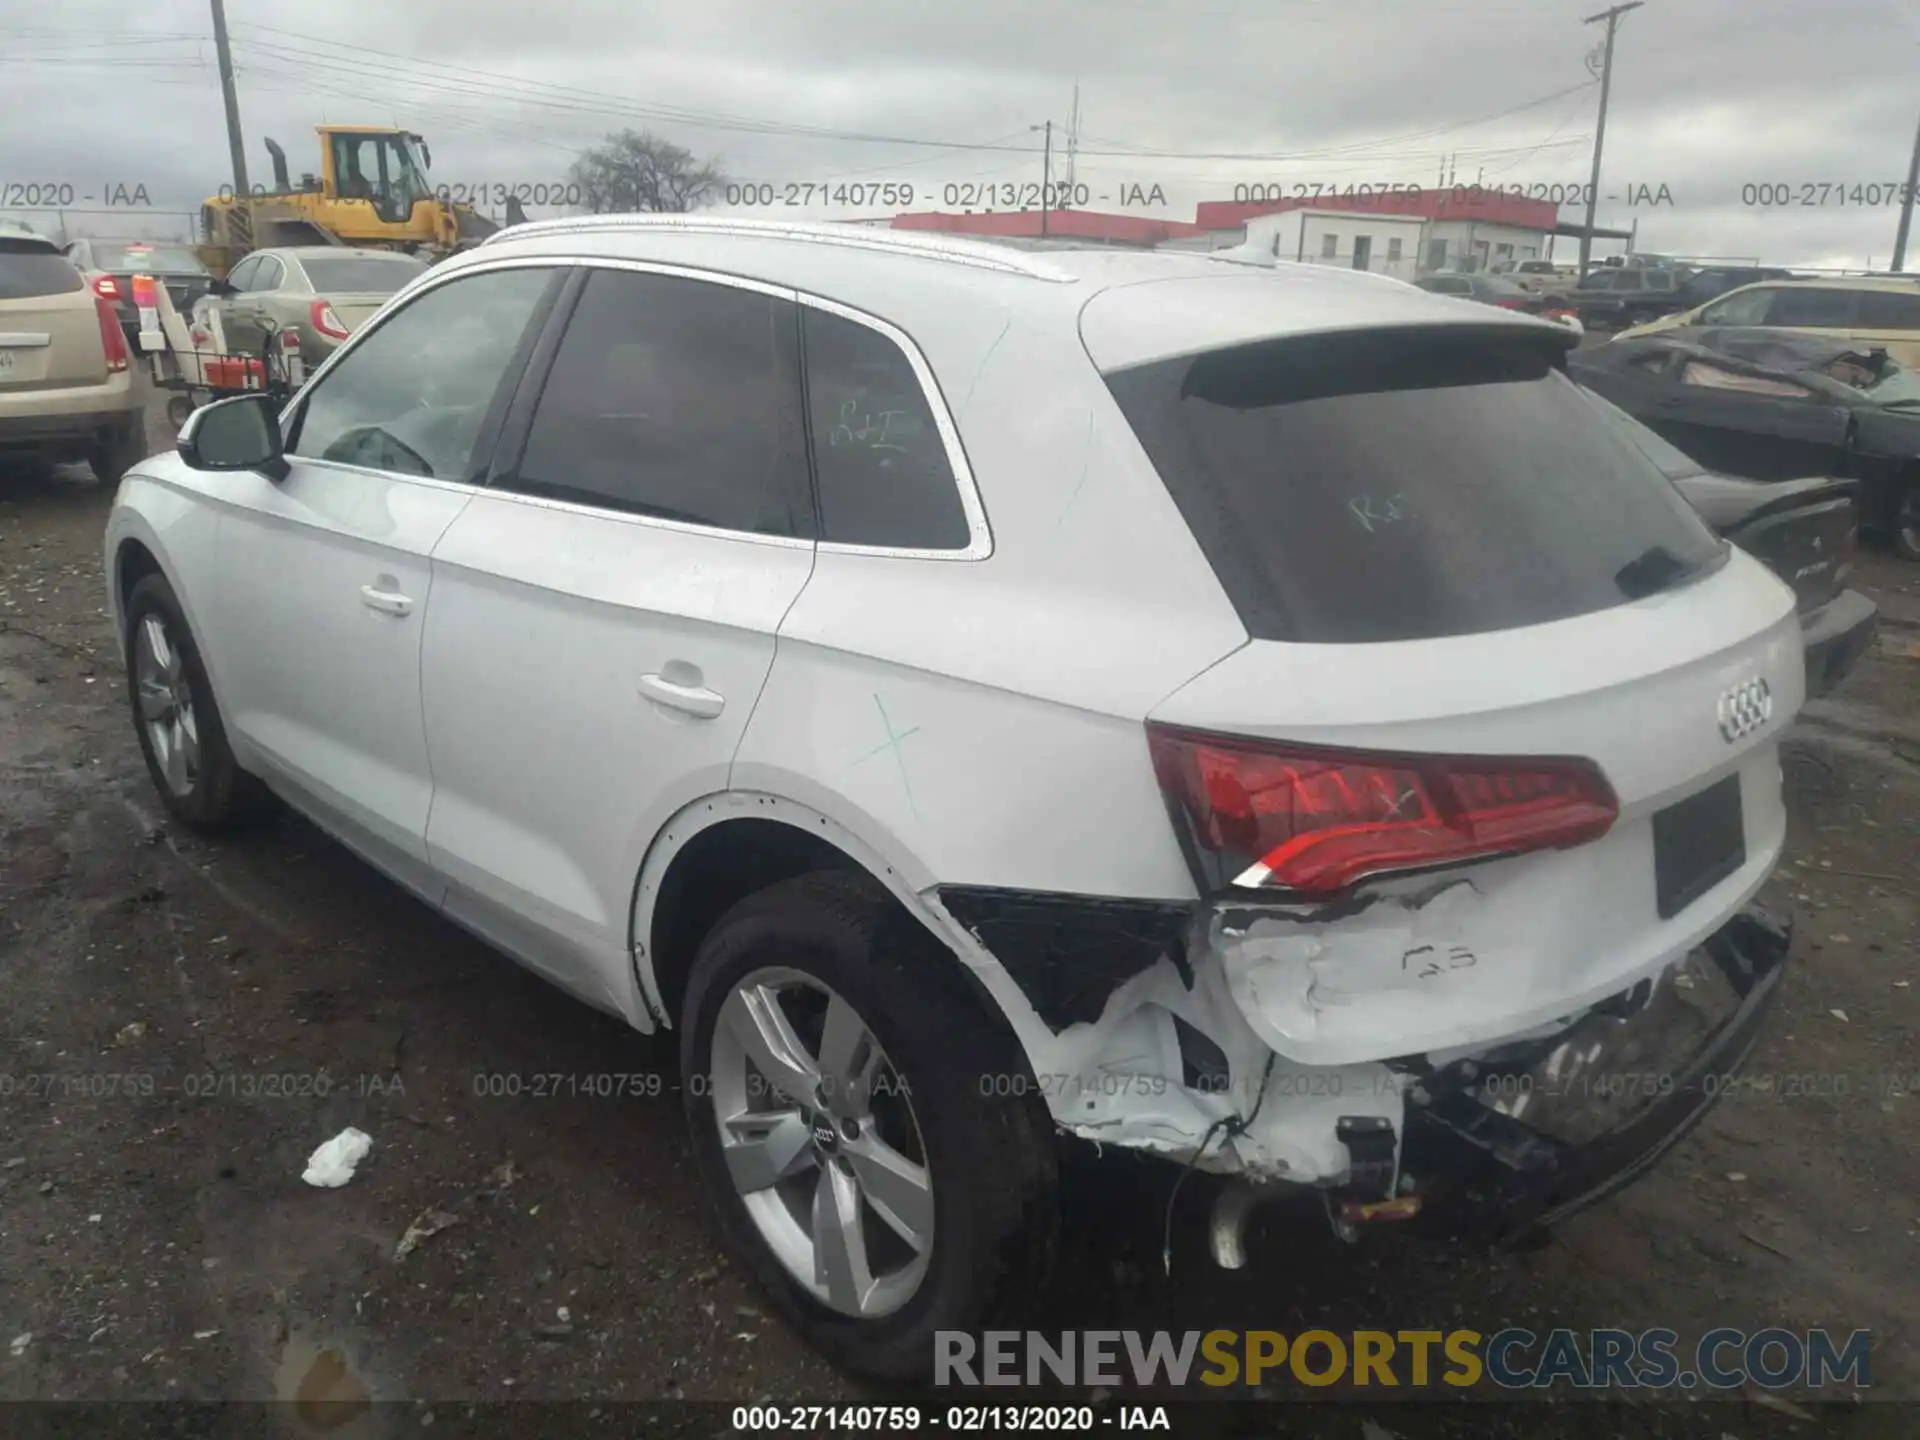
[567,130,726,214]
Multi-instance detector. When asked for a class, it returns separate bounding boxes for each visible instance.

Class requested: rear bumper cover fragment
[1400,902,1791,1246]
[1800,587,1877,698]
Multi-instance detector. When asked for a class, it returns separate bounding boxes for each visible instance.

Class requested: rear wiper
[1615,542,1723,599]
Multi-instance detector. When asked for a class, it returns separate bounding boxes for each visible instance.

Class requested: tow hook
[1326,1115,1420,1243]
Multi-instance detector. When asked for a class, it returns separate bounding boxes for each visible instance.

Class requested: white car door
[208,262,564,899]
[419,264,816,1014]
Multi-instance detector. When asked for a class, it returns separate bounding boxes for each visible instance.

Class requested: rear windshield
[0,239,84,300]
[302,255,428,294]
[96,244,206,274]
[1105,326,1727,643]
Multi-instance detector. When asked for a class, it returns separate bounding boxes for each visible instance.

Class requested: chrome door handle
[359,584,414,617]
[638,673,725,719]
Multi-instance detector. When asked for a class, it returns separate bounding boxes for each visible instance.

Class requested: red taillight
[94,294,130,372]
[1147,725,1618,895]
[92,274,121,300]
[309,300,350,340]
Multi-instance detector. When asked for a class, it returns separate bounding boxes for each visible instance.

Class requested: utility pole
[1035,120,1054,236]
[1578,1,1642,279]
[208,0,253,252]
[209,0,250,200]
[1065,82,1080,191]
[1891,103,1920,271]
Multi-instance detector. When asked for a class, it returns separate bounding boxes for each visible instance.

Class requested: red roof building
[891,208,1208,248]
[1194,187,1559,233]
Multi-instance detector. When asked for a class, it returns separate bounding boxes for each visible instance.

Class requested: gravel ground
[1,377,1916,1439]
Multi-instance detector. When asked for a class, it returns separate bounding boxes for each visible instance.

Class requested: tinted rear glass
[95,243,206,274]
[0,239,84,299]
[302,255,428,293]
[1105,327,1726,643]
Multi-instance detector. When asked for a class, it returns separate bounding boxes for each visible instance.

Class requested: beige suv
[0,228,144,481]
[1616,275,1920,367]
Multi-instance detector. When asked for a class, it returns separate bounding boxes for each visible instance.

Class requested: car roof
[1725,274,1918,292]
[0,221,58,250]
[461,214,1554,370]
[261,246,425,262]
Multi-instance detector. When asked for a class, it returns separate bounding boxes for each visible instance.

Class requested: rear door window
[0,239,84,300]
[1104,327,1725,643]
[801,304,971,550]
[508,268,812,538]
[1767,287,1859,327]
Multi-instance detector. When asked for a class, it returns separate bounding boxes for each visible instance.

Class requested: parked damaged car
[1581,389,1877,696]
[107,220,1802,1379]
[1572,326,1920,561]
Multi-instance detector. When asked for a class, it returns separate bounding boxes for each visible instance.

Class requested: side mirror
[177,394,288,479]
[210,277,236,297]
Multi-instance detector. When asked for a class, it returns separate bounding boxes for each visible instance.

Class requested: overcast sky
[4,0,1918,268]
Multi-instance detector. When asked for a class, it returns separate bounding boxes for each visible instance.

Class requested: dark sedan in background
[1572,327,1920,562]
[1579,388,1878,696]
[63,239,213,345]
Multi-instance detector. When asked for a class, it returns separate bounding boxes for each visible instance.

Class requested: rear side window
[1768,288,1858,327]
[0,239,84,300]
[1104,327,1726,643]
[512,269,810,538]
[1856,289,1920,329]
[801,305,970,550]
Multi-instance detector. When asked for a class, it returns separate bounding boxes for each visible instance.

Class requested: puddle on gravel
[273,1334,394,1438]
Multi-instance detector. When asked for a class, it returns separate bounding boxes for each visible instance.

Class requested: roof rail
[476,213,1081,282]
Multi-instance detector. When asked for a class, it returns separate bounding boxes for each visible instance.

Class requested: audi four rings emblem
[1718,677,1773,743]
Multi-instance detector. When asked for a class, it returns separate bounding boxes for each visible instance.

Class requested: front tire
[680,872,1058,1381]
[123,572,271,832]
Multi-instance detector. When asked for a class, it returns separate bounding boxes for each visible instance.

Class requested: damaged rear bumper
[1397,902,1791,1246]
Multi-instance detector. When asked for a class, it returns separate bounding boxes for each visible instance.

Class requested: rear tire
[88,420,147,485]
[123,572,273,832]
[680,871,1058,1381]
[1893,482,1920,563]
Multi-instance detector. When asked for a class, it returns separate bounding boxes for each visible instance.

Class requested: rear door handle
[359,584,414,617]
[638,672,725,719]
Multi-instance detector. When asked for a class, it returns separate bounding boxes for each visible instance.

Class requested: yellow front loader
[197,126,502,277]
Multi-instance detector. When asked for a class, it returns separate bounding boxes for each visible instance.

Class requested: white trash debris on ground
[302,1128,373,1188]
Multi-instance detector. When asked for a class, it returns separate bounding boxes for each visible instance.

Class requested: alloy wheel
[134,612,200,797]
[709,968,934,1318]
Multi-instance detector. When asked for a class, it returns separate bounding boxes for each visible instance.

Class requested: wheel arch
[630,791,1057,1069]
[106,495,244,756]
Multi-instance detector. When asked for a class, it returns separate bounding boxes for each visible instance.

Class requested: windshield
[302,254,429,293]
[95,243,206,274]
[331,132,431,220]
[1106,327,1725,643]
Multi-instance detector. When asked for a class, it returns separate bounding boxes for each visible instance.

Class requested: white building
[1161,209,1425,281]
